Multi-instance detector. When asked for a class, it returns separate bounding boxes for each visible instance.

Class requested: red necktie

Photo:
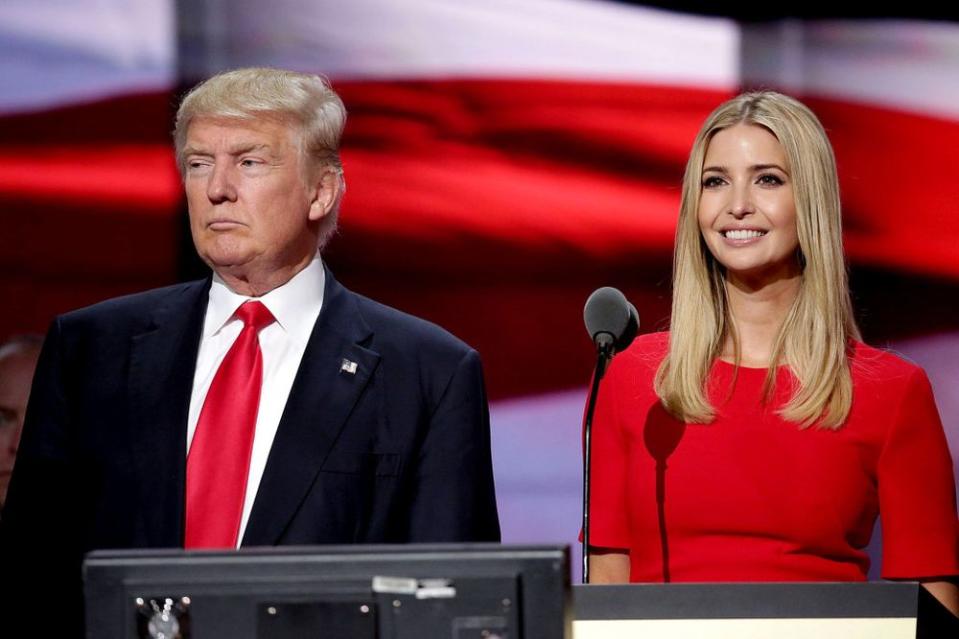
[185,300,275,548]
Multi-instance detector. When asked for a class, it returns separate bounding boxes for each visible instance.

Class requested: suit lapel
[242,269,380,545]
[127,280,209,547]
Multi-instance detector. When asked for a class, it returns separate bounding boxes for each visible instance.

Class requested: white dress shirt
[187,254,325,545]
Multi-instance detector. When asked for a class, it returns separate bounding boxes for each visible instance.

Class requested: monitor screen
[84,543,570,639]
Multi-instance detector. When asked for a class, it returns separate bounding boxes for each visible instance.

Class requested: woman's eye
[702,176,724,188]
[757,174,784,186]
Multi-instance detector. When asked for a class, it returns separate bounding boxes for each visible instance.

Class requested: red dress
[589,332,959,582]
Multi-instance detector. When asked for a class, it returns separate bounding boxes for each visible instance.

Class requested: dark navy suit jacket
[0,267,500,633]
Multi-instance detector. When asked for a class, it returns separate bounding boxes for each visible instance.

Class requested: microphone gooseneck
[581,287,639,584]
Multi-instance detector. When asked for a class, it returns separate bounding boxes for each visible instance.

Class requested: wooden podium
[573,583,959,638]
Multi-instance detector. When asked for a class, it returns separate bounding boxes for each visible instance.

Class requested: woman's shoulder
[601,332,667,400]
[624,331,670,357]
[614,331,670,372]
[849,340,929,389]
[850,340,924,373]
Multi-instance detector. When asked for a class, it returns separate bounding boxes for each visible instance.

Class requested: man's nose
[9,418,23,455]
[206,163,238,203]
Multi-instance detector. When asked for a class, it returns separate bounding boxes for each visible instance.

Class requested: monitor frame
[84,543,571,639]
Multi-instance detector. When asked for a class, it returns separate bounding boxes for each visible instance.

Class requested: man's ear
[308,168,340,222]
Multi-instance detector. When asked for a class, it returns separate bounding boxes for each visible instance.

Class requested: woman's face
[697,123,801,286]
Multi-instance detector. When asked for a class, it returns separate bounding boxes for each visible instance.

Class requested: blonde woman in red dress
[587,91,959,616]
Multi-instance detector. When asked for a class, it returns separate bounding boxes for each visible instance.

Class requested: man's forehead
[185,115,297,149]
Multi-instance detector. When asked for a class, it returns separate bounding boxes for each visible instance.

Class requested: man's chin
[200,249,257,273]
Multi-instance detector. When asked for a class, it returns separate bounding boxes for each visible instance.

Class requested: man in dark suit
[0,67,499,634]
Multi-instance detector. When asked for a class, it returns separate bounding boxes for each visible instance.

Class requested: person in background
[0,335,42,508]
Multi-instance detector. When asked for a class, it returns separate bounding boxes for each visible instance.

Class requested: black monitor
[84,544,570,639]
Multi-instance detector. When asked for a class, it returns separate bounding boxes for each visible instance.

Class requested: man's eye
[240,159,261,167]
[0,408,15,429]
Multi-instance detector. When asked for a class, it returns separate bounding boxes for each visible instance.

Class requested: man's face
[0,347,40,504]
[183,116,333,287]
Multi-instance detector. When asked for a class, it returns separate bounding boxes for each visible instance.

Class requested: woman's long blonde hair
[654,91,860,429]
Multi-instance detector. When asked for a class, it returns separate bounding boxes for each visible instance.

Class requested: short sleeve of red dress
[878,366,959,579]
[586,333,668,550]
[586,349,632,549]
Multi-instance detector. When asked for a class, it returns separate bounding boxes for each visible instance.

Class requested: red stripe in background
[2,80,959,397]
[5,81,954,276]
[807,96,959,278]
[0,92,185,334]
[0,92,178,144]
[337,80,724,266]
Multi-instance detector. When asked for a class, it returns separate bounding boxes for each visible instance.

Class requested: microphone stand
[581,337,612,584]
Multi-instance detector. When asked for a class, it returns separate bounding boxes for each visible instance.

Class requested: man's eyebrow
[182,143,273,156]
[227,142,272,155]
[181,145,208,157]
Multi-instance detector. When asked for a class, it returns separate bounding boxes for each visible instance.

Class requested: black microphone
[584,286,639,356]
[581,286,639,584]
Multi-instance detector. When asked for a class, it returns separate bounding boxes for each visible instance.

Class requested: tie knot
[235,301,275,331]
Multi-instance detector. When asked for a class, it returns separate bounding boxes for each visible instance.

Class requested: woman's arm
[921,579,959,618]
[588,548,630,583]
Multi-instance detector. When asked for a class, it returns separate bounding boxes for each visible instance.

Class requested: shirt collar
[204,254,326,346]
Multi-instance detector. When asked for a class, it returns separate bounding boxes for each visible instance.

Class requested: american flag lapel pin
[340,358,358,375]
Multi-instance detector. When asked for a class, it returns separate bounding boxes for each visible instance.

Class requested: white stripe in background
[5,1,959,124]
[0,0,174,113]
[742,20,959,120]
[183,0,740,88]
[490,388,586,576]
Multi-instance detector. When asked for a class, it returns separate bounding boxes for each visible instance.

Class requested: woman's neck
[722,270,802,367]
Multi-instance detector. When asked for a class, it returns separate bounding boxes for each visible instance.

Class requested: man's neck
[215,253,315,297]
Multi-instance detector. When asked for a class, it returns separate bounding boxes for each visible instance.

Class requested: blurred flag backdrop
[2,0,957,577]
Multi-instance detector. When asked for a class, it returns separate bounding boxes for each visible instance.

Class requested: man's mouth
[207,220,244,231]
